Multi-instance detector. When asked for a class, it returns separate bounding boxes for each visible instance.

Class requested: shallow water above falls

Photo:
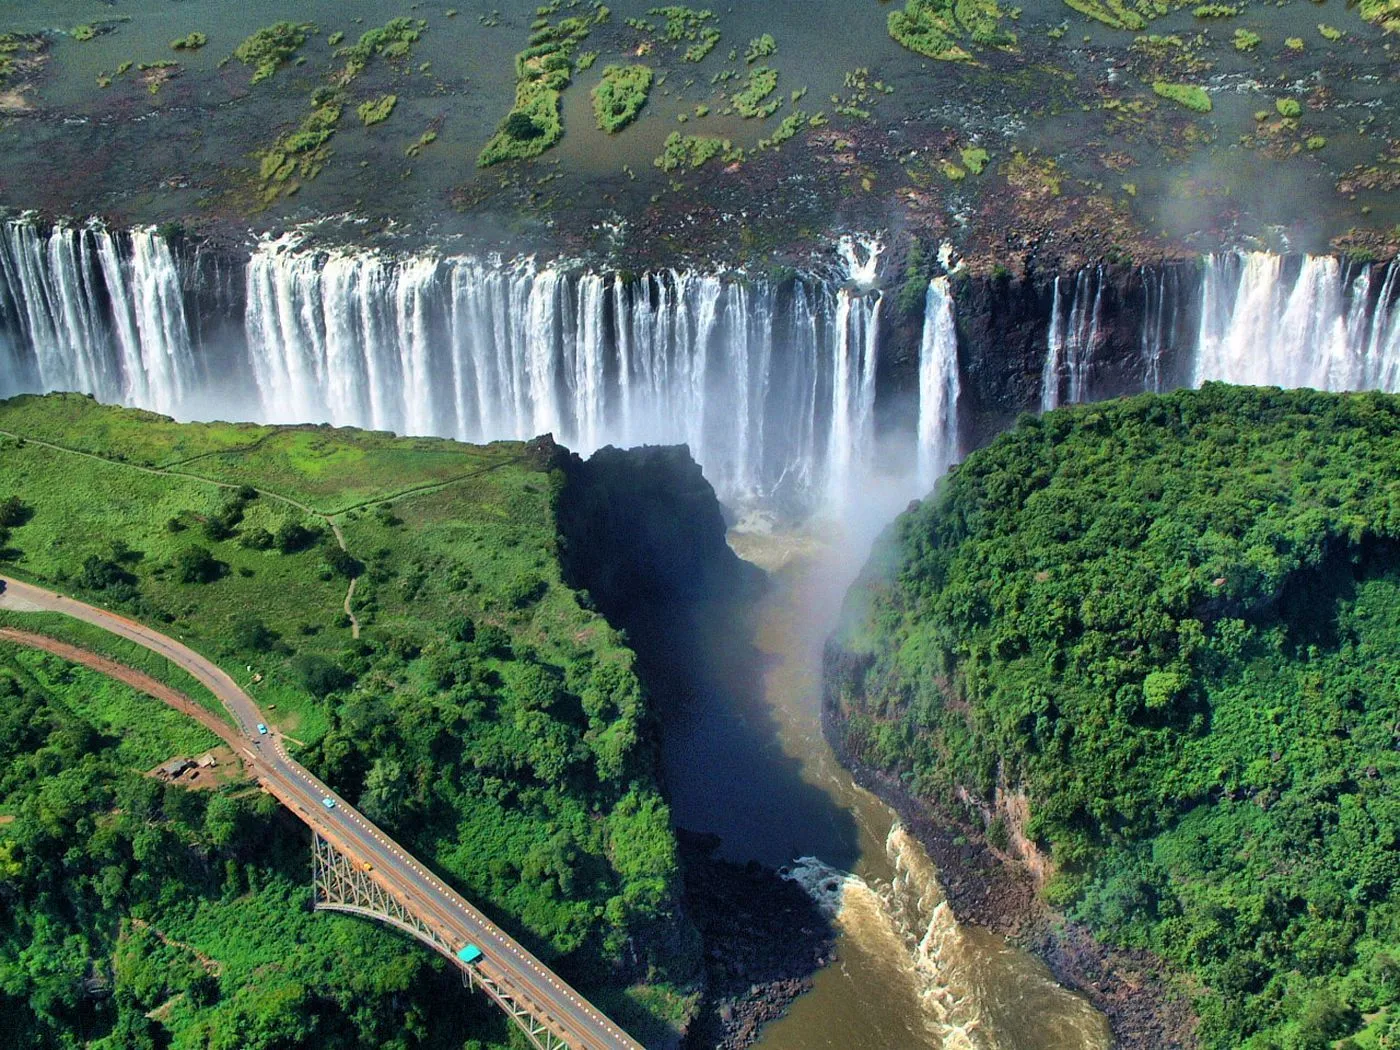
[660,523,1112,1050]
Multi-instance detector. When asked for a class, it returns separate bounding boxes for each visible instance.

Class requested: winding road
[0,575,644,1050]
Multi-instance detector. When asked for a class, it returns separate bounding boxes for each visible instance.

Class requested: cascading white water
[1040,275,1062,412]
[782,823,1110,1050]
[783,830,984,1050]
[10,216,1400,516]
[1193,252,1400,391]
[0,220,198,415]
[236,233,901,510]
[918,277,961,491]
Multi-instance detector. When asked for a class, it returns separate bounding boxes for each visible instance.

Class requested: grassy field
[0,393,549,745]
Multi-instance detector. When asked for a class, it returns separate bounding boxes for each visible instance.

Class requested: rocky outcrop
[677,831,836,1050]
[822,642,1200,1050]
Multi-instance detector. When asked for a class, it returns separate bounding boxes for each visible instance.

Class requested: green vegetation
[478,4,609,167]
[646,7,721,62]
[1358,0,1400,32]
[888,0,1016,62]
[70,25,97,42]
[234,22,314,84]
[356,94,397,126]
[256,103,343,203]
[1307,134,1327,149]
[170,32,208,51]
[592,64,654,132]
[333,17,426,79]
[1153,80,1212,112]
[732,65,780,118]
[829,386,1400,1050]
[1318,22,1343,39]
[1276,96,1302,117]
[1063,0,1148,31]
[250,19,424,201]
[1285,35,1304,49]
[0,392,700,1043]
[653,131,733,171]
[1234,27,1262,50]
[405,129,438,157]
[961,146,991,173]
[0,641,501,1049]
[745,33,777,63]
[1192,3,1237,16]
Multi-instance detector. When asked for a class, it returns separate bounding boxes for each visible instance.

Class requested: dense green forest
[0,393,700,1048]
[828,385,1400,1049]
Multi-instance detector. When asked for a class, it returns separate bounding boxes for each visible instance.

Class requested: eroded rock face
[555,442,765,619]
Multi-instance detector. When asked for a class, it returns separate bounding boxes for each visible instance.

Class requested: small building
[159,758,194,780]
[197,753,217,769]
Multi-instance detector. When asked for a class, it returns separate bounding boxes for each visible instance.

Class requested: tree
[174,546,224,584]
[274,521,321,554]
[0,495,31,527]
[504,112,543,140]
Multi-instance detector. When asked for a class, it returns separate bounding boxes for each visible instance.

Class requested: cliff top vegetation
[0,392,699,1048]
[830,384,1400,1049]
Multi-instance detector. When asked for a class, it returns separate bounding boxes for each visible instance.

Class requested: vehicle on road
[457,944,483,965]
[361,861,373,872]
[256,723,267,735]
[321,796,336,810]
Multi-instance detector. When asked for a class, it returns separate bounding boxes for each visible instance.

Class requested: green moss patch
[732,64,780,118]
[1152,80,1212,112]
[356,94,397,126]
[170,32,208,51]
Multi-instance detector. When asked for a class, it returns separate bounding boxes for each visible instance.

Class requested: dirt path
[0,627,244,750]
[128,918,222,975]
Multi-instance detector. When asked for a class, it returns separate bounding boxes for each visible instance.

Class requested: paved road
[0,576,644,1050]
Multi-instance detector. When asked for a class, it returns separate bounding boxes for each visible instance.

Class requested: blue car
[321,797,336,810]
[256,723,267,735]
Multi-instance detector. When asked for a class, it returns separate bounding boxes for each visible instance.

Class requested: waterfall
[918,277,961,492]
[1041,276,1063,412]
[9,215,1400,518]
[230,231,897,510]
[0,220,198,415]
[1192,253,1400,391]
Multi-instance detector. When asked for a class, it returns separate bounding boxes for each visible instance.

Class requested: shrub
[1276,97,1302,117]
[503,571,548,609]
[170,32,208,51]
[274,521,322,554]
[174,546,224,584]
[0,495,31,528]
[322,544,364,579]
[292,653,354,697]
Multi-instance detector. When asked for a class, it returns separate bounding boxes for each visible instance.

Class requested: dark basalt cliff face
[555,442,765,619]
[873,260,1204,459]
[556,443,828,1049]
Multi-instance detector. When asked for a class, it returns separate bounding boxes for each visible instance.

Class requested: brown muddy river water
[655,513,1113,1050]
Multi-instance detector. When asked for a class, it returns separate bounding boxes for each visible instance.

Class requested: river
[651,509,1113,1050]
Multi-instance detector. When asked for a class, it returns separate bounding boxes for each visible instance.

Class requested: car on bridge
[321,796,336,810]
[457,944,483,965]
